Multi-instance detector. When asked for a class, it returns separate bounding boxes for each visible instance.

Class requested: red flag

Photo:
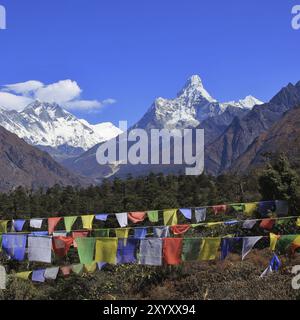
[260,218,275,230]
[170,224,190,235]
[128,212,146,223]
[212,205,227,215]
[48,217,62,234]
[60,266,72,276]
[163,238,183,265]
[52,236,73,257]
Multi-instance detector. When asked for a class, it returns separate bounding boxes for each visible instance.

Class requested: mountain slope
[205,81,300,175]
[63,75,262,181]
[0,101,122,161]
[230,106,300,172]
[132,75,262,131]
[0,125,87,192]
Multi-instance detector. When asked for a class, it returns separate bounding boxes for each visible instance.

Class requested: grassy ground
[1,249,299,300]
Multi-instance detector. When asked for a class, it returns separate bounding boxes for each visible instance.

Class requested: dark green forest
[0,155,300,300]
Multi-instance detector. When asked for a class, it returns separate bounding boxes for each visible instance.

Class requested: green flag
[71,263,84,275]
[93,229,110,237]
[64,216,78,232]
[277,235,298,253]
[231,203,245,212]
[182,238,202,261]
[147,210,159,223]
[76,237,96,264]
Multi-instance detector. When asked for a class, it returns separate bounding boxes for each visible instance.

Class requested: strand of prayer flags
[2,232,299,287]
[0,200,287,235]
[1,214,299,237]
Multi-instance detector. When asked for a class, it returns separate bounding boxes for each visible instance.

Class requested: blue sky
[0,0,299,126]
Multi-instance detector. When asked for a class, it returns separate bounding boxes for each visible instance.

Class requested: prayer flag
[30,219,43,229]
[258,201,276,217]
[81,215,94,229]
[244,203,258,216]
[117,238,138,264]
[71,264,84,275]
[116,213,128,227]
[15,271,32,280]
[84,262,97,273]
[198,238,221,261]
[134,227,147,239]
[95,238,118,264]
[32,269,46,283]
[48,217,62,234]
[52,236,73,257]
[60,266,72,276]
[93,229,110,237]
[242,236,262,260]
[64,216,78,232]
[28,236,52,263]
[242,220,256,229]
[163,209,178,226]
[72,231,89,248]
[0,220,9,233]
[212,205,227,215]
[95,214,109,221]
[179,208,192,220]
[260,218,275,230]
[231,204,245,212]
[270,233,280,251]
[153,226,170,238]
[76,237,96,264]
[170,224,190,235]
[44,267,59,280]
[115,228,130,239]
[163,238,183,265]
[275,200,288,216]
[182,239,201,261]
[195,208,207,222]
[128,212,146,223]
[0,265,6,289]
[147,210,159,223]
[13,220,25,232]
[2,234,27,261]
[139,238,162,266]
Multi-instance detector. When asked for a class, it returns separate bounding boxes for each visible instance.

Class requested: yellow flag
[95,238,118,264]
[15,271,32,280]
[296,218,300,227]
[81,215,94,229]
[293,235,300,246]
[84,262,97,273]
[270,233,279,251]
[198,238,221,261]
[115,228,130,239]
[0,220,9,233]
[205,222,222,227]
[244,203,258,216]
[163,209,178,226]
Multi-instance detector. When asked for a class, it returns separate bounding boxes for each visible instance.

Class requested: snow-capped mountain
[220,95,263,111]
[132,75,263,131]
[0,101,122,160]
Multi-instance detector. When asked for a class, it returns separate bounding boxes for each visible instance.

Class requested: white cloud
[3,80,44,95]
[102,98,117,105]
[0,79,116,112]
[64,99,102,110]
[0,92,33,111]
[35,80,81,103]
